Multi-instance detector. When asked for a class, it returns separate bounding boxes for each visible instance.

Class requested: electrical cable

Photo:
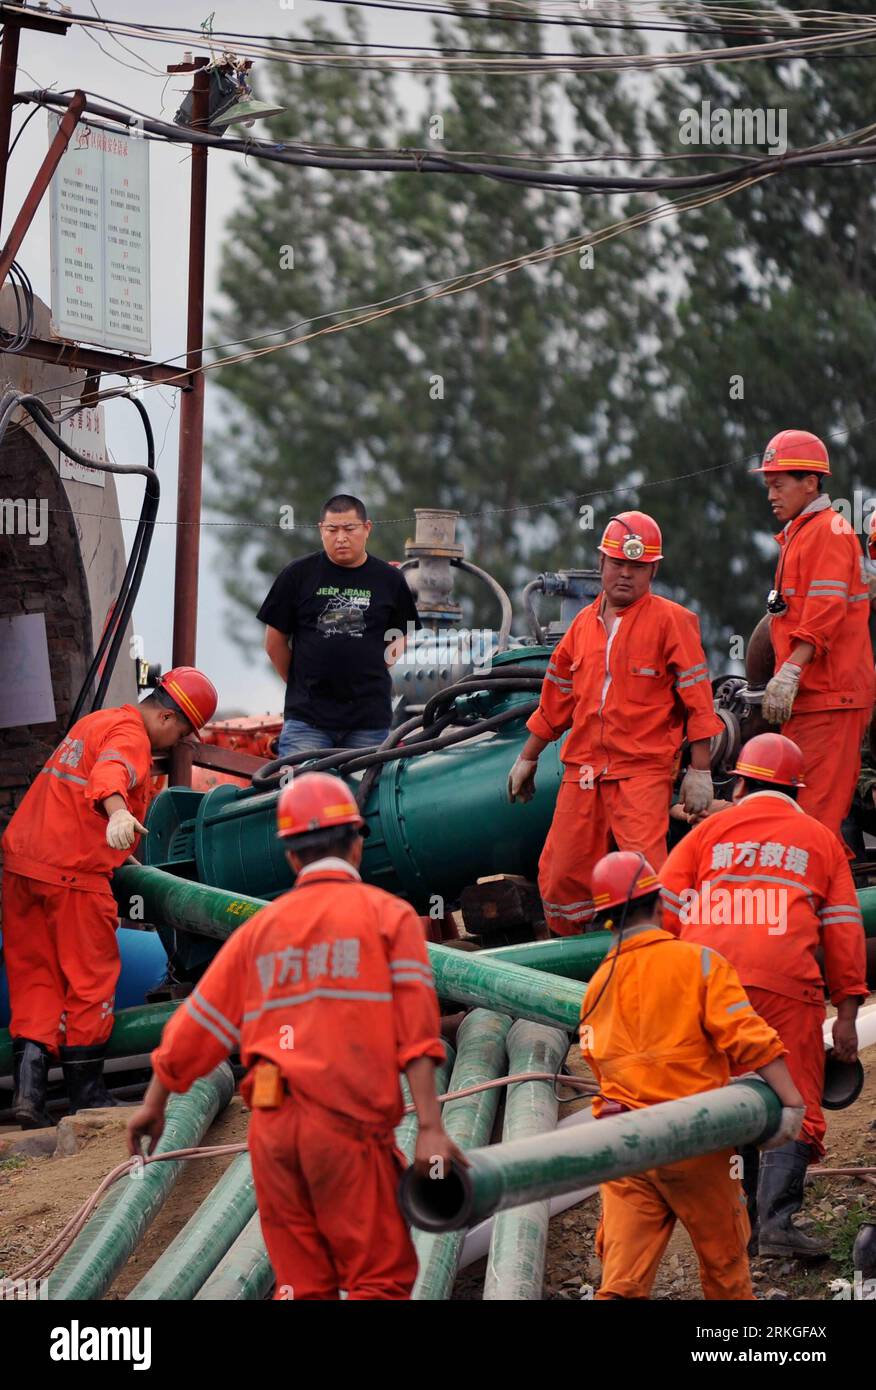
[0,259,35,354]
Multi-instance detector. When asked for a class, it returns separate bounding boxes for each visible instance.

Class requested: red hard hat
[591,851,661,917]
[598,511,663,564]
[751,429,830,476]
[157,666,218,730]
[734,732,806,789]
[277,771,364,840]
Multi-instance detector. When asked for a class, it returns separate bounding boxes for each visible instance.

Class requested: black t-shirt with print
[257,551,419,730]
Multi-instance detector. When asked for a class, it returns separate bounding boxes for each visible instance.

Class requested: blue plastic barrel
[0,927,167,1029]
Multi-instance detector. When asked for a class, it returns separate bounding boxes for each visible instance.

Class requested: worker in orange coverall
[660,732,867,1260]
[508,511,722,934]
[754,428,874,842]
[127,772,465,1301]
[580,851,803,1300]
[2,668,217,1130]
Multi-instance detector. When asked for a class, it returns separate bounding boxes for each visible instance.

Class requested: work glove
[106,808,149,851]
[507,757,538,804]
[761,661,802,726]
[679,767,713,817]
[759,1105,805,1151]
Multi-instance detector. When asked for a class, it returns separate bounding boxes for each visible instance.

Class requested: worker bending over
[660,733,867,1259]
[581,851,803,1300]
[2,668,217,1129]
[509,511,722,934]
[754,429,874,842]
[127,772,463,1301]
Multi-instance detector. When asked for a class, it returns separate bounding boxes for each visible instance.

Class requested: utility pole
[0,2,70,233]
[167,56,210,788]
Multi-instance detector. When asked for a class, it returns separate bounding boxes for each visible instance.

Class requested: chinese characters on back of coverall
[131,777,456,1301]
[511,513,722,934]
[1,670,216,1128]
[660,734,867,1258]
[755,430,875,843]
[580,853,792,1301]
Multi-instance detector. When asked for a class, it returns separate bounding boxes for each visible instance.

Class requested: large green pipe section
[112,863,264,941]
[483,1020,568,1301]
[429,942,582,1031]
[47,1063,235,1300]
[0,1000,180,1077]
[195,1211,275,1302]
[412,1009,511,1301]
[396,1042,456,1163]
[480,933,612,980]
[401,1077,782,1234]
[127,1150,255,1300]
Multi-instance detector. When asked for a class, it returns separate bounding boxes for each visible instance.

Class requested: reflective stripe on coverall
[527,591,721,933]
[579,926,785,1300]
[0,705,153,1051]
[768,498,875,838]
[150,861,444,1300]
[660,790,868,1156]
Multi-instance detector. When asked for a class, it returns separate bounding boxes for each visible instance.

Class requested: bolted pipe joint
[400,1077,782,1235]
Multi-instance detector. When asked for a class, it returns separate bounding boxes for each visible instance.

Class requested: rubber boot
[757,1140,830,1260]
[738,1145,760,1256]
[11,1038,55,1130]
[59,1044,119,1113]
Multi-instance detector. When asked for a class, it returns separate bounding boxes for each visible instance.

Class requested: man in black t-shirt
[258,494,419,757]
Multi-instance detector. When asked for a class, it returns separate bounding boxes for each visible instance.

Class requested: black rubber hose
[422,676,543,728]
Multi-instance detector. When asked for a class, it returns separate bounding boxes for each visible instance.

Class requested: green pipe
[402,1077,782,1234]
[112,863,264,941]
[0,1000,180,1077]
[195,1211,275,1302]
[126,1150,255,1300]
[429,942,582,1031]
[47,1063,235,1301]
[483,1020,569,1302]
[480,933,612,981]
[412,1009,511,1301]
[395,1042,456,1164]
[856,887,876,938]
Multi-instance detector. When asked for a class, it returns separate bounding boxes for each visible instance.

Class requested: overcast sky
[5,0,430,715]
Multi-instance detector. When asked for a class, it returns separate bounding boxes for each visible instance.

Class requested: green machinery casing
[144,649,563,910]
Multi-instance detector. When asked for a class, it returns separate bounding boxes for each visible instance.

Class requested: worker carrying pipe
[579,850,804,1300]
[1,667,218,1130]
[126,771,464,1301]
[753,429,875,844]
[508,511,722,933]
[660,732,868,1260]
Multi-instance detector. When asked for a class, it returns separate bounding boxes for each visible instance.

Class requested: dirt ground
[1,1028,874,1301]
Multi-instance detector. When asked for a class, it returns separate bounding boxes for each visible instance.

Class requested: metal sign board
[49,114,151,354]
[58,397,107,487]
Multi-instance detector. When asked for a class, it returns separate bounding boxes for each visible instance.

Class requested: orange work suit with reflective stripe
[768,500,875,838]
[660,791,867,1154]
[580,927,785,1299]
[151,862,444,1300]
[527,591,721,933]
[1,705,153,1051]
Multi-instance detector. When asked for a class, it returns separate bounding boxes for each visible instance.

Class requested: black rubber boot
[757,1140,830,1260]
[59,1044,119,1113]
[11,1038,55,1130]
[738,1145,760,1256]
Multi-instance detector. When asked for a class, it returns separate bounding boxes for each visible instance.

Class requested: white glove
[507,757,538,804]
[106,808,148,851]
[759,1105,805,1151]
[761,661,801,726]
[680,767,713,816]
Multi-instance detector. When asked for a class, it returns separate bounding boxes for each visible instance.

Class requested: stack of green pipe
[482,1020,569,1301]
[47,1063,235,1301]
[195,1211,274,1302]
[479,933,612,980]
[395,1042,456,1163]
[412,1009,511,1301]
[126,1150,255,1300]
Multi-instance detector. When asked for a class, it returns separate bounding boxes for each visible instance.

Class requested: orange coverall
[528,592,721,933]
[769,498,875,838]
[1,706,153,1050]
[580,926,785,1300]
[150,861,444,1301]
[660,790,868,1155]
